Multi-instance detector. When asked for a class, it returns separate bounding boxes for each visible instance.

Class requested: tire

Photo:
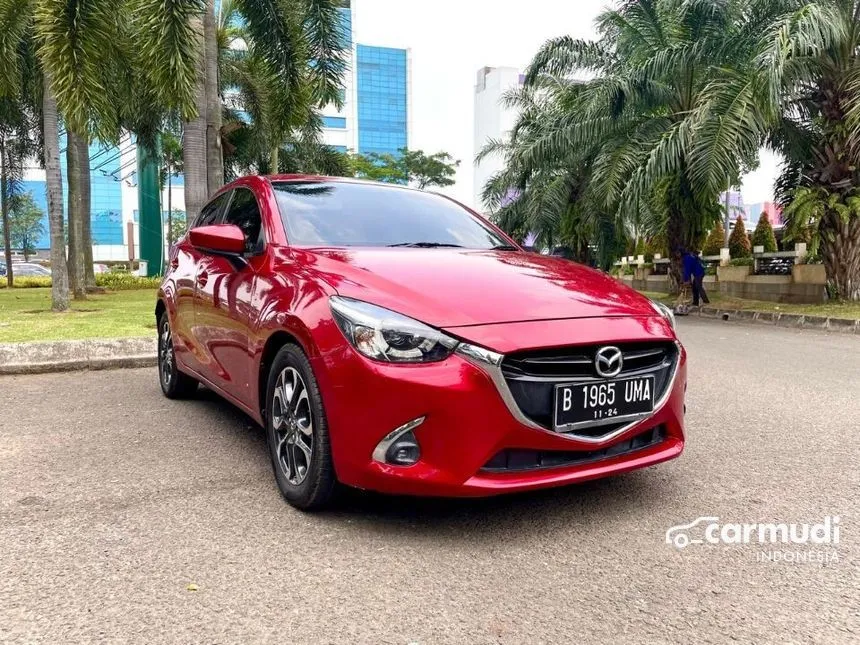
[265,344,336,510]
[158,312,198,399]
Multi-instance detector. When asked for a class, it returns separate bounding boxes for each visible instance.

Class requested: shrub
[728,216,752,258]
[729,257,754,267]
[751,213,778,252]
[0,274,159,290]
[95,273,161,290]
[702,221,725,256]
[0,276,53,289]
[633,238,646,258]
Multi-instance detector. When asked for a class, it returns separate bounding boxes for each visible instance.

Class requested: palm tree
[490,0,766,289]
[0,1,70,309]
[181,0,348,222]
[757,0,860,300]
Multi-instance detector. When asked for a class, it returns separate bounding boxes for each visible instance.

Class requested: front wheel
[158,312,198,399]
[265,344,336,510]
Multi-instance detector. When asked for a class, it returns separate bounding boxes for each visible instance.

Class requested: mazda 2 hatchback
[157,175,686,509]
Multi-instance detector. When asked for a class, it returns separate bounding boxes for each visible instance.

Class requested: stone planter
[792,263,826,285]
[633,266,652,281]
[717,265,752,282]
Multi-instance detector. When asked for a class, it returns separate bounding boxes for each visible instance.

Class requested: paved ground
[1,318,858,644]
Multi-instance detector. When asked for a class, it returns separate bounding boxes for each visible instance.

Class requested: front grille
[481,426,666,472]
[502,341,677,434]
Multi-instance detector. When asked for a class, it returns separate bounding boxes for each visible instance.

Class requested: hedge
[751,213,778,252]
[0,274,160,290]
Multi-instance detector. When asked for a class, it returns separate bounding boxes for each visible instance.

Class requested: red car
[157,175,685,510]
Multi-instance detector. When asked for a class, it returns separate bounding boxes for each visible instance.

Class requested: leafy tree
[728,216,752,259]
[160,130,184,268]
[751,213,777,252]
[702,221,726,257]
[8,192,45,260]
[167,210,187,246]
[348,148,460,189]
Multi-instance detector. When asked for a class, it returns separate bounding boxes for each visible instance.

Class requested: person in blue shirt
[681,248,710,306]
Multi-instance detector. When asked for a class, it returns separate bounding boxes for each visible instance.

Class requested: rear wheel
[265,344,336,510]
[158,312,197,399]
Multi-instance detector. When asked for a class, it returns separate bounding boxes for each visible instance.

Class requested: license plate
[554,376,655,429]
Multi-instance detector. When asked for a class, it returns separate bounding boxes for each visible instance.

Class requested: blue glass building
[355,45,408,155]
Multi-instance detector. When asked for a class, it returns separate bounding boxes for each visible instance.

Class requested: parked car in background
[10,263,51,276]
[93,263,110,274]
[156,175,686,510]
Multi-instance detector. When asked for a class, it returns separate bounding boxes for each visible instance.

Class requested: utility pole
[723,181,731,247]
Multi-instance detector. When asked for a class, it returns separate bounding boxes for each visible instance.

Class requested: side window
[194,192,229,228]
[223,187,264,254]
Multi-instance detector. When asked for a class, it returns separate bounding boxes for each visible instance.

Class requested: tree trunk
[667,207,684,295]
[166,169,172,271]
[821,211,860,301]
[270,145,279,174]
[78,138,96,291]
[204,0,223,195]
[183,14,209,224]
[66,131,87,300]
[0,138,12,288]
[43,75,69,311]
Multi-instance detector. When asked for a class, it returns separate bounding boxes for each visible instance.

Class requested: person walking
[682,248,710,306]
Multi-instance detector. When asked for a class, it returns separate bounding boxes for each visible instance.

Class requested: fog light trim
[372,416,425,465]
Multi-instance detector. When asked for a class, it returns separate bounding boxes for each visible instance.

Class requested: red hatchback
[157,175,686,509]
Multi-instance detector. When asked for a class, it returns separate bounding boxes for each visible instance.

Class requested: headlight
[329,296,459,363]
[651,300,676,331]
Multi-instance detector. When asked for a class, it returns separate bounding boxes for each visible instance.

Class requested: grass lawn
[640,290,860,320]
[0,288,158,342]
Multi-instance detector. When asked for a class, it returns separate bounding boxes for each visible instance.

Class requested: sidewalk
[687,305,859,333]
[0,337,157,375]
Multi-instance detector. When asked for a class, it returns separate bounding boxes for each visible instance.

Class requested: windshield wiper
[387,242,465,248]
[490,244,519,251]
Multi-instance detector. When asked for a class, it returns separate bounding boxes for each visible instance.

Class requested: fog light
[372,417,424,466]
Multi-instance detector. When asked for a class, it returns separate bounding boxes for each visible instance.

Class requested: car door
[171,191,230,375]
[193,186,266,409]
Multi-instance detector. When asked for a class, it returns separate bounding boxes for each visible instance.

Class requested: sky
[352,0,780,207]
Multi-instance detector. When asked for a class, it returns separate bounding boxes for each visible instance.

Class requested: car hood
[297,248,660,328]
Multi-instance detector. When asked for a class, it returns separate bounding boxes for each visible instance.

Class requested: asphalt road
[1,318,858,644]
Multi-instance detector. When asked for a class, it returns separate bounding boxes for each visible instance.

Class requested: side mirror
[189,224,246,256]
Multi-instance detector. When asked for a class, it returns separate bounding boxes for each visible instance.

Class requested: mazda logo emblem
[594,346,623,378]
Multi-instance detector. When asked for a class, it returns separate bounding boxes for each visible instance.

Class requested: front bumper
[313,316,686,497]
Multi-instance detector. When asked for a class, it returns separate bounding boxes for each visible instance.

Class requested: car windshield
[272,181,511,249]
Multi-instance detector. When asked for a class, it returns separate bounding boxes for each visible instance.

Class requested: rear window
[272,181,509,249]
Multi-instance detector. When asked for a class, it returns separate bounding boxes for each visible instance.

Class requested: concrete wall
[716,265,826,304]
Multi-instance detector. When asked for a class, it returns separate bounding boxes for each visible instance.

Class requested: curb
[0,337,157,375]
[694,307,860,334]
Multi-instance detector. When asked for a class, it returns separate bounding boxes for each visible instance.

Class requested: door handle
[196,270,208,287]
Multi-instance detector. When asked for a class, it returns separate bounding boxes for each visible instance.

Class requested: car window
[194,192,229,228]
[222,187,264,255]
[272,181,509,249]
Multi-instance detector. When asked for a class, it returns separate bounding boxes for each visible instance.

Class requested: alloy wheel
[271,367,314,486]
[159,317,174,388]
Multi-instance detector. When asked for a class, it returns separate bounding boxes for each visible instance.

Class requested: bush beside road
[0,288,157,343]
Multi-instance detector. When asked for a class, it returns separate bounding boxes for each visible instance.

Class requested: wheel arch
[258,329,306,421]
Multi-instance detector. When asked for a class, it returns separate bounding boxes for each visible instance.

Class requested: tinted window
[195,192,229,228]
[223,187,264,254]
[273,181,509,249]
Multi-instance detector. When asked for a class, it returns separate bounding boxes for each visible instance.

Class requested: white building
[472,66,523,212]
